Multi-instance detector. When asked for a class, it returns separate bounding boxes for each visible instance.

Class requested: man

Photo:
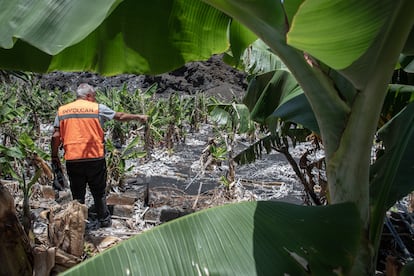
[51,83,148,228]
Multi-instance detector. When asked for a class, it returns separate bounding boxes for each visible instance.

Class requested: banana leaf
[0,0,230,75]
[0,0,119,54]
[62,201,361,276]
[287,0,391,71]
[209,103,252,133]
[370,101,414,213]
[399,55,414,73]
[238,39,288,75]
[223,20,257,68]
[401,261,414,276]
[243,70,318,132]
[369,101,414,257]
[380,84,414,126]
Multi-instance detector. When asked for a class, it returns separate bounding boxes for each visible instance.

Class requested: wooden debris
[47,200,87,258]
[112,205,135,217]
[107,193,136,205]
[96,236,122,252]
[41,185,56,200]
[53,248,82,273]
[239,178,283,187]
[33,246,56,276]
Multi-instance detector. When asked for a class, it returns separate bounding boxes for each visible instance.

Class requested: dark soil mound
[34,55,248,102]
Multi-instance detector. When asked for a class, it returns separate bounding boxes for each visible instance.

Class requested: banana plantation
[1,0,414,275]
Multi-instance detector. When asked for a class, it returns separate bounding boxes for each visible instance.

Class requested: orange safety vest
[58,99,105,161]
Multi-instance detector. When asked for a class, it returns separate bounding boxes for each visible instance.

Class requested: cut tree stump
[47,200,87,258]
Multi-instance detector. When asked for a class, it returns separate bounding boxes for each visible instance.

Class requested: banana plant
[209,101,254,183]
[0,132,50,233]
[1,0,414,274]
[105,136,146,189]
[199,1,413,274]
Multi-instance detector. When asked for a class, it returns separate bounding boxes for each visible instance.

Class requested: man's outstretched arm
[114,112,148,123]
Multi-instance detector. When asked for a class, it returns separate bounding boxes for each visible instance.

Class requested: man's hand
[51,156,66,191]
[138,114,149,123]
[114,112,149,122]
[51,156,61,168]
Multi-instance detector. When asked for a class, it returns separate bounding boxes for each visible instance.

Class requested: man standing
[51,83,148,228]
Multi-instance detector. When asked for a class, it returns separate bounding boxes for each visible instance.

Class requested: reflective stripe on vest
[58,99,104,160]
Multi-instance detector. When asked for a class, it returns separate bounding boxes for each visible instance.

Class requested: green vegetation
[0,81,234,231]
[0,84,61,233]
[0,81,233,175]
[1,0,414,275]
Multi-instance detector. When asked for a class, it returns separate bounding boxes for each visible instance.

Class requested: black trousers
[66,158,110,220]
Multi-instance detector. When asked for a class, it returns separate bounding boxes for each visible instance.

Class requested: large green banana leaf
[0,0,119,72]
[287,0,390,71]
[371,103,414,205]
[371,85,414,209]
[0,0,230,75]
[0,0,119,54]
[243,70,318,132]
[241,40,289,75]
[223,21,257,68]
[370,101,414,219]
[62,201,361,276]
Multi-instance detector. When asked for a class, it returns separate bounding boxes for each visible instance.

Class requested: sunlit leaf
[224,19,257,68]
[241,39,288,75]
[0,1,230,75]
[287,0,391,69]
[0,0,119,54]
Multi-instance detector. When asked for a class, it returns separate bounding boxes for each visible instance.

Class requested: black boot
[95,196,111,228]
[99,213,112,228]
